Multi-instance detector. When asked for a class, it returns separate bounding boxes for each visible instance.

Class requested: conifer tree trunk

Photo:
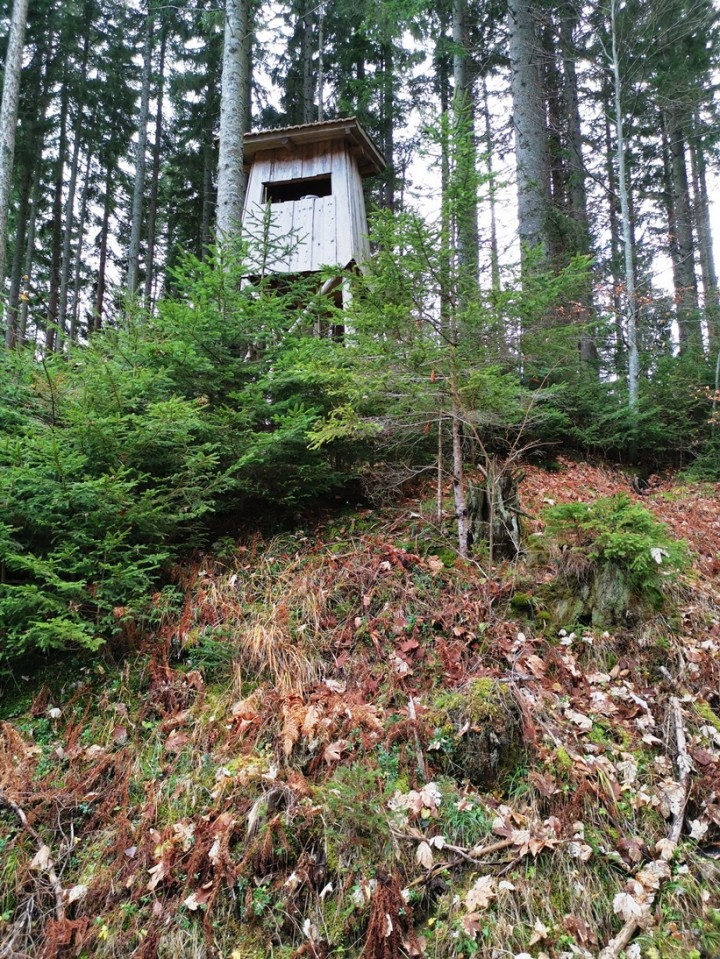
[144,22,167,306]
[94,165,113,332]
[603,99,624,365]
[70,152,92,343]
[609,0,638,409]
[57,22,90,350]
[5,161,32,348]
[0,0,30,297]
[201,138,215,255]
[301,8,314,123]
[558,1,597,364]
[17,171,41,345]
[452,0,479,294]
[661,123,685,318]
[664,109,701,354]
[5,53,50,348]
[128,9,154,298]
[481,76,501,296]
[216,0,249,239]
[46,85,70,351]
[380,40,395,211]
[507,0,550,265]
[689,116,720,352]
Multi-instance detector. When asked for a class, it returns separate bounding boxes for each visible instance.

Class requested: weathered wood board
[242,127,375,275]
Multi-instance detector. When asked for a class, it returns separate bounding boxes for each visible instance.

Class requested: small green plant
[542,494,687,600]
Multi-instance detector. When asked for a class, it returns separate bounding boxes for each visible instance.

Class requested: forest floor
[1,458,720,959]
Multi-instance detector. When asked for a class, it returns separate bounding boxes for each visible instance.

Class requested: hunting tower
[242,117,385,275]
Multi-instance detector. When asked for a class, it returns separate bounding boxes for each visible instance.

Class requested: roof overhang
[243,117,385,177]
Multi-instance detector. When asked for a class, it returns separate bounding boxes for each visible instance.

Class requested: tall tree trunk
[5,48,50,348]
[17,169,41,345]
[481,75,501,296]
[144,21,167,307]
[452,0,479,296]
[664,109,701,354]
[46,84,70,352]
[94,165,113,332]
[70,151,92,343]
[5,159,32,348]
[610,0,638,409]
[57,19,90,350]
[603,99,623,367]
[661,123,685,318]
[559,5,596,364]
[507,0,550,266]
[689,114,720,353]
[216,0,249,240]
[317,2,324,121]
[301,7,314,123]
[380,41,395,210]
[0,0,30,298]
[127,9,154,298]
[200,137,215,255]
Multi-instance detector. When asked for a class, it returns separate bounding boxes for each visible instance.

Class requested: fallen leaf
[323,739,346,763]
[529,918,549,945]
[65,884,87,904]
[165,730,189,753]
[612,891,646,922]
[30,845,52,871]
[184,888,211,911]
[111,725,128,745]
[461,913,482,938]
[465,875,496,912]
[416,841,433,869]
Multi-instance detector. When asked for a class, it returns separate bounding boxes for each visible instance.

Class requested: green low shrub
[541,494,687,610]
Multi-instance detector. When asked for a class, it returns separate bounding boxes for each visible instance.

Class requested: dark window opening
[264,174,332,204]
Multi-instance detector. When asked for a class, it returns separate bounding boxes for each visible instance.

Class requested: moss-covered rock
[428,679,525,791]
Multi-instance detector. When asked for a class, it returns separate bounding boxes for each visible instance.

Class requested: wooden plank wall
[242,139,370,274]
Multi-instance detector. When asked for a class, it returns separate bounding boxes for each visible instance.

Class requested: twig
[0,790,65,922]
[407,697,429,782]
[598,697,691,959]
[394,831,517,887]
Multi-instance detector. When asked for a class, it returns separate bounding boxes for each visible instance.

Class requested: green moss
[464,678,511,723]
[510,591,534,612]
[554,745,573,770]
[695,700,720,734]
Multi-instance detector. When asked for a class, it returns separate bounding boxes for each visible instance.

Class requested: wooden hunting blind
[242,117,385,275]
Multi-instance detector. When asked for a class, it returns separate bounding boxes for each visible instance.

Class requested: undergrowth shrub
[0,248,361,670]
[541,494,687,612]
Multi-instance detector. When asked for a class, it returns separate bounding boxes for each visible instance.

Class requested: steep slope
[1,461,719,959]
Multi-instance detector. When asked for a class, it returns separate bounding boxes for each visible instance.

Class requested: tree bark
[507,0,550,266]
[93,165,113,332]
[144,20,167,307]
[0,0,30,295]
[127,8,154,298]
[301,6,314,123]
[216,0,249,240]
[5,158,32,348]
[46,83,70,351]
[610,0,638,409]
[70,151,92,343]
[17,169,41,345]
[664,109,701,354]
[481,75,501,296]
[689,114,720,353]
[57,16,90,350]
[452,0,479,297]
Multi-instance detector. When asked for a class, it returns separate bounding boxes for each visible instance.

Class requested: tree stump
[467,461,523,560]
